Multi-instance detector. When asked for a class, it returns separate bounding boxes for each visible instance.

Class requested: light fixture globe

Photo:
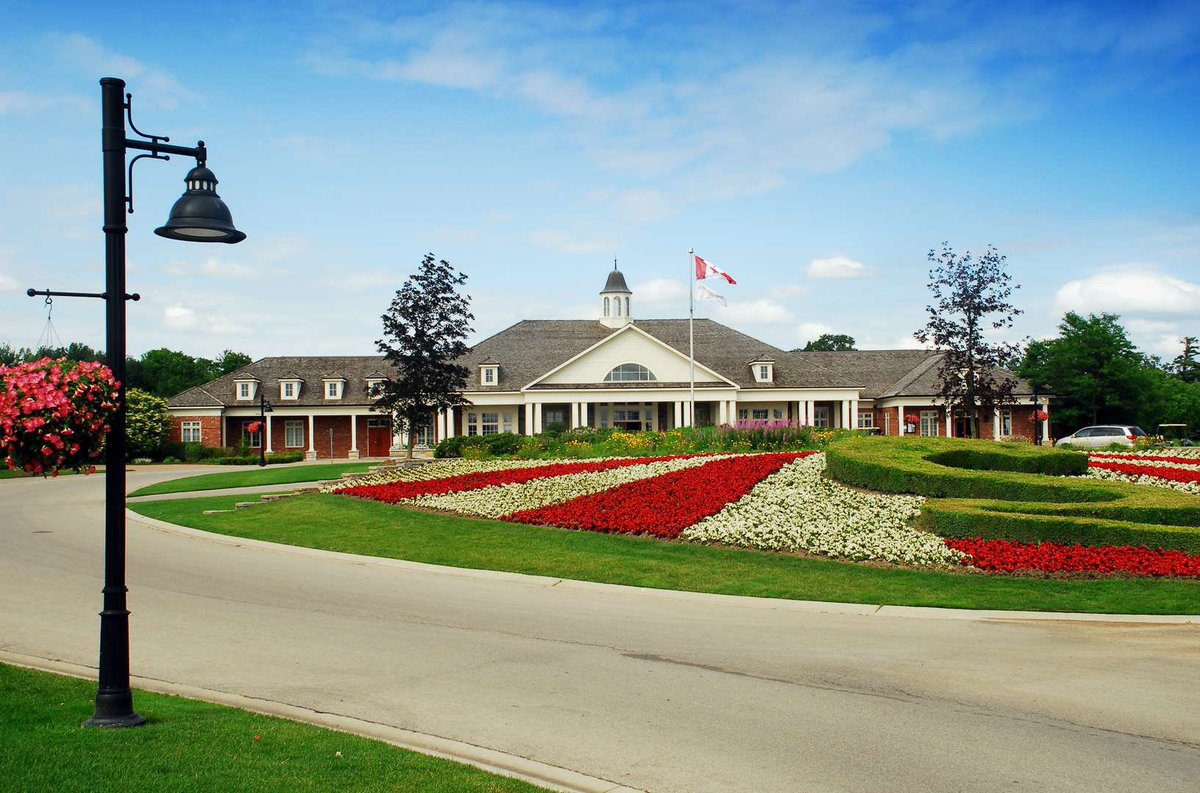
[154,165,246,243]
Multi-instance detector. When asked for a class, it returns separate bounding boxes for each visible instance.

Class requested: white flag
[695,282,727,306]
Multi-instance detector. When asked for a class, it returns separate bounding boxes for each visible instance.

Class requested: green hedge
[216,452,305,465]
[825,436,1200,553]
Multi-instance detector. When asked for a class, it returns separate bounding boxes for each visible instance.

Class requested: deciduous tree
[915,243,1022,438]
[799,333,857,352]
[375,253,474,457]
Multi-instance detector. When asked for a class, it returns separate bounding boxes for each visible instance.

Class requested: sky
[1,0,1198,363]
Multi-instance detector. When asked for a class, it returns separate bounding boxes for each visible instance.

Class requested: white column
[840,400,850,429]
[524,403,535,436]
[571,402,580,429]
[673,401,682,428]
[945,408,953,438]
[794,401,802,425]
[349,415,359,458]
[993,409,1001,441]
[718,400,727,426]
[1041,414,1051,443]
[897,405,905,436]
[728,400,737,425]
[435,410,445,442]
[533,403,543,434]
[391,418,405,454]
[306,414,317,460]
[849,399,859,430]
[265,414,273,456]
[579,401,588,428]
[805,400,815,426]
[446,406,456,438]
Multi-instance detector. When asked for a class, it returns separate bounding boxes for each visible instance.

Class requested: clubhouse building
[168,265,1048,458]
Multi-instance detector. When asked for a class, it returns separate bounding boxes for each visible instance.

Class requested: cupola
[599,260,632,329]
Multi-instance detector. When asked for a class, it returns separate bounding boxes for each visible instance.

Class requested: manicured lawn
[129,463,375,497]
[0,663,543,792]
[130,493,1200,614]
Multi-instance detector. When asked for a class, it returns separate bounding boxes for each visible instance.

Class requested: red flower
[1033,410,1049,422]
[947,537,1200,578]
[246,421,263,435]
[1088,457,1200,486]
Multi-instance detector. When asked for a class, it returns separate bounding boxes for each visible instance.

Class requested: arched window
[624,297,630,316]
[604,297,610,316]
[604,363,657,382]
[614,298,622,316]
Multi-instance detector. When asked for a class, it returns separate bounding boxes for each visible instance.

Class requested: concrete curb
[0,650,643,793]
[127,510,1199,625]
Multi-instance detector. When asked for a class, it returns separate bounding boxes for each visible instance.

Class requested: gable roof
[793,349,1034,399]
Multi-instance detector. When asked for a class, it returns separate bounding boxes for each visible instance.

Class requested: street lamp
[87,77,245,728]
[259,392,273,467]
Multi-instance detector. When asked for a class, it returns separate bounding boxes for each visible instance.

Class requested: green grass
[130,493,1200,614]
[0,663,543,792]
[129,463,374,497]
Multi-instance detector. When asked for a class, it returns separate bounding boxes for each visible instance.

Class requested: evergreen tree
[915,243,1022,438]
[1172,336,1200,384]
[375,254,474,457]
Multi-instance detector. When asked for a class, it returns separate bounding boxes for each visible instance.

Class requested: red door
[367,422,391,457]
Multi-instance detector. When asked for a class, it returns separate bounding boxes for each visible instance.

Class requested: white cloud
[164,304,197,330]
[793,322,834,346]
[633,278,688,312]
[199,257,256,279]
[0,273,16,292]
[710,298,795,327]
[526,229,612,255]
[807,256,868,279]
[1054,268,1200,315]
[48,33,196,109]
[891,335,928,350]
[0,91,88,116]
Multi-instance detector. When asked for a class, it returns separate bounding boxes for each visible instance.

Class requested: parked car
[1054,425,1148,449]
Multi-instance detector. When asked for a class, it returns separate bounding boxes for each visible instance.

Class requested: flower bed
[323,458,562,493]
[502,452,805,538]
[1087,457,1200,492]
[683,454,958,566]
[947,537,1200,578]
[338,455,696,504]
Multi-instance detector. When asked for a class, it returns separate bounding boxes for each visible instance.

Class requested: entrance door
[367,418,391,457]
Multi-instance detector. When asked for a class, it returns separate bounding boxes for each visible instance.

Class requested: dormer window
[480,365,498,385]
[323,378,346,400]
[279,377,302,400]
[753,361,774,383]
[234,379,259,401]
[365,377,387,398]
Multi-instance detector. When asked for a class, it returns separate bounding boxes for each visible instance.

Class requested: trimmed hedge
[825,436,1200,553]
[216,452,305,466]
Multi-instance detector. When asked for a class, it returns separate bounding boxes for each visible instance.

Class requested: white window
[181,421,201,443]
[481,412,499,435]
[920,410,939,437]
[759,365,769,380]
[366,378,386,398]
[738,408,748,420]
[752,409,769,420]
[857,410,874,429]
[237,382,253,400]
[614,298,622,316]
[481,366,497,385]
[466,412,479,436]
[604,297,610,317]
[773,408,784,420]
[282,382,295,399]
[604,363,656,382]
[502,412,515,433]
[1001,409,1013,437]
[285,420,304,448]
[243,422,261,448]
[624,297,630,316]
[324,381,344,399]
[814,406,831,428]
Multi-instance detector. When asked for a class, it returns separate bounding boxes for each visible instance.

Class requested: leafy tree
[126,348,219,398]
[1019,313,1160,434]
[799,333,857,352]
[375,253,474,457]
[1172,336,1200,384]
[915,242,1022,438]
[213,349,253,376]
[124,388,172,460]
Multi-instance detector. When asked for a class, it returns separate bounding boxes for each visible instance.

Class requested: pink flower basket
[0,358,119,476]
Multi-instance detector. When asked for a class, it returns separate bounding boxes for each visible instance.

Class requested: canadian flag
[694,254,736,284]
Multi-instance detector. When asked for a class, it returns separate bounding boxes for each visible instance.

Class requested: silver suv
[1055,425,1147,449]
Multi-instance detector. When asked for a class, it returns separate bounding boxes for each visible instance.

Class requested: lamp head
[155,164,246,243]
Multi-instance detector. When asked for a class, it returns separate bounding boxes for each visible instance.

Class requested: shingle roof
[792,349,1034,399]
[169,356,396,408]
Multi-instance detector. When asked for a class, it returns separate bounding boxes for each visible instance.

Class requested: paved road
[2,470,1198,792]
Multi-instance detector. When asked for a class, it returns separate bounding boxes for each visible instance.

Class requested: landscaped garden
[129,432,1200,614]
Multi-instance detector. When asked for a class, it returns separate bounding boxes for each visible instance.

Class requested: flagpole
[688,247,695,428]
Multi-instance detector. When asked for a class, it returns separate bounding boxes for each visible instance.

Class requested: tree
[375,254,474,457]
[124,388,172,460]
[126,348,218,398]
[213,349,253,376]
[1018,312,1159,434]
[1172,336,1200,384]
[799,333,857,352]
[915,243,1022,438]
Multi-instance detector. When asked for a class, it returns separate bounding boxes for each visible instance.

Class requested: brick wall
[171,415,223,448]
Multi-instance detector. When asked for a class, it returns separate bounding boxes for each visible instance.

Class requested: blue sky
[1,0,1198,362]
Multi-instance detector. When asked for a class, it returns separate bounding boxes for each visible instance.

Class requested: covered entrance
[367,417,391,457]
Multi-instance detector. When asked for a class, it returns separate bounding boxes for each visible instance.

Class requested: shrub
[216,452,304,465]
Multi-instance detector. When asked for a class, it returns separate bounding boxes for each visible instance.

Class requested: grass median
[129,493,1200,614]
[0,663,544,792]
[129,463,374,497]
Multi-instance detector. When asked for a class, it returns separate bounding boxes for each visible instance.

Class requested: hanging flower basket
[1032,410,1049,422]
[246,421,263,435]
[904,414,920,424]
[0,358,119,476]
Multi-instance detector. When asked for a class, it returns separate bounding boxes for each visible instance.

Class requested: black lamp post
[259,392,273,467]
[86,77,244,728]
